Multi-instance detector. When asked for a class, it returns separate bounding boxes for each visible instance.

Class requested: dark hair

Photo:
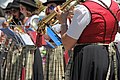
[12,12,25,25]
[11,7,20,12]
[0,7,5,17]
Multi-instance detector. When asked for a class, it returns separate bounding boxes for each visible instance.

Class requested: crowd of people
[0,0,120,80]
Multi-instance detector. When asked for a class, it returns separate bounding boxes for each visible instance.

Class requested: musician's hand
[54,6,69,24]
[2,21,9,28]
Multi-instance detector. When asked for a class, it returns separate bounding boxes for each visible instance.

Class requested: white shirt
[66,0,116,40]
[46,18,71,38]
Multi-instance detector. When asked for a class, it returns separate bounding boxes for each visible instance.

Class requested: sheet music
[19,33,34,46]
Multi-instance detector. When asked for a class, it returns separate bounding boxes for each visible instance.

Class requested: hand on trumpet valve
[54,6,69,24]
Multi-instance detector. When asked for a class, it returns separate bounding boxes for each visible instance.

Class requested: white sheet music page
[19,33,34,46]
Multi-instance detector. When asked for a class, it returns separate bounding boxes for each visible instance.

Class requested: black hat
[43,0,66,6]
[19,0,38,9]
[5,3,12,10]
[10,1,20,9]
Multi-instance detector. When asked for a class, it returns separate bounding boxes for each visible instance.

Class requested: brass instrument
[37,0,79,34]
[35,0,46,15]
[6,16,13,24]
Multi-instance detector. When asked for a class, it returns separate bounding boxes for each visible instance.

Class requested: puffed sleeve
[66,5,91,40]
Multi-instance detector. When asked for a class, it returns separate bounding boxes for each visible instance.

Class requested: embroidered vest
[78,0,120,44]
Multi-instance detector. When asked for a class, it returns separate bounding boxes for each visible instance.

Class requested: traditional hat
[19,0,37,9]
[43,0,66,6]
[5,3,12,10]
[10,1,20,9]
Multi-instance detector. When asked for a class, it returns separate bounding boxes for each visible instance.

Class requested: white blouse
[66,0,115,40]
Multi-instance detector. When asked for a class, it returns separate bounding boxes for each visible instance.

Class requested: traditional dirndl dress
[71,44,120,80]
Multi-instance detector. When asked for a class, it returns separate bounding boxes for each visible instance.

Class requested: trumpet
[37,0,79,34]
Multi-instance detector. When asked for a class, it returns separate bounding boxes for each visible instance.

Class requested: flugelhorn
[37,0,79,34]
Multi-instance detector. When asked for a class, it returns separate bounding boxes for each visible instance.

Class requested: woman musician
[55,0,120,80]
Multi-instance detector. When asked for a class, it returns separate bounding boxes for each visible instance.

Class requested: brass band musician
[55,0,120,80]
